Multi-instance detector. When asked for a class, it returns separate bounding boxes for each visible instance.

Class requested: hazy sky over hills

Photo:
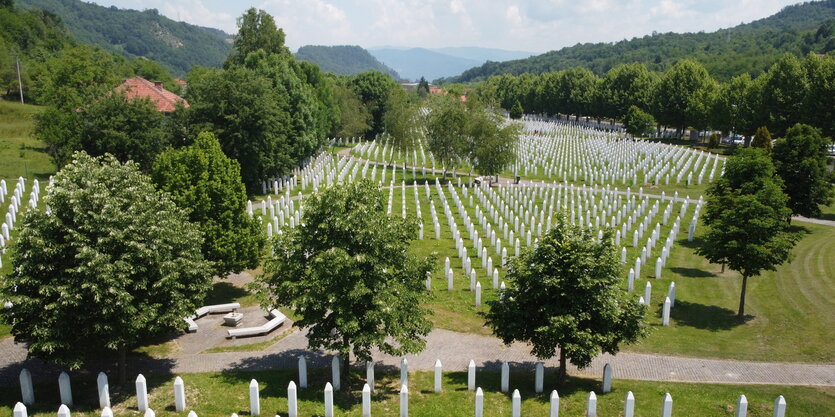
[91,0,802,53]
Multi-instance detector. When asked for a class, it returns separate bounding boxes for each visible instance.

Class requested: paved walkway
[2,328,833,387]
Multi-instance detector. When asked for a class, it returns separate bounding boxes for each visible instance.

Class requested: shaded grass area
[0,101,55,180]
[1,369,832,417]
[203,281,259,308]
[817,195,835,221]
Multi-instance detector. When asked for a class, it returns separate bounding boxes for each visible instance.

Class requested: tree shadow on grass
[670,300,751,331]
[669,267,716,278]
[0,352,175,412]
[204,281,251,305]
[816,212,835,222]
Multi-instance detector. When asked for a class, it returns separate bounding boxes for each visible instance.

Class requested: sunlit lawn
[2,369,833,417]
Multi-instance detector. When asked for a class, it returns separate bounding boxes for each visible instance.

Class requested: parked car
[722,134,745,145]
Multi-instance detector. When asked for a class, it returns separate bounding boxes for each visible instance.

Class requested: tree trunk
[721,262,725,273]
[557,348,567,386]
[738,275,748,319]
[118,344,127,386]
[341,336,351,388]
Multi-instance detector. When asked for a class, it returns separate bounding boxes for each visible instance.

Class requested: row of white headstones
[14,359,788,417]
[0,177,45,271]
[346,120,724,188]
[250,146,698,327]
[516,121,723,185]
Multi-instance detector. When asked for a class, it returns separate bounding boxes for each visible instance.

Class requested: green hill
[15,0,232,75]
[447,0,835,83]
[295,45,400,79]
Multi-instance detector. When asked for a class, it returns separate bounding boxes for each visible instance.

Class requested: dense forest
[15,0,232,75]
[296,45,400,79]
[445,0,835,83]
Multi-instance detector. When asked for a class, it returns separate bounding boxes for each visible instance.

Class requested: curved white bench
[184,316,198,333]
[227,309,286,339]
[195,302,240,318]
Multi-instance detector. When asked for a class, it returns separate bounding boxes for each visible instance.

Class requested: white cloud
[90,0,805,53]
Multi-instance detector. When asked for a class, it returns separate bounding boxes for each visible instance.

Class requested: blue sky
[90,0,803,53]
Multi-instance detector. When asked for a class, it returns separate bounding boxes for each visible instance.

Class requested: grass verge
[0,369,831,417]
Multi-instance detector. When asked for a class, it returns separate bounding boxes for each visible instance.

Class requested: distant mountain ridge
[16,0,233,75]
[367,47,535,82]
[295,45,400,79]
[445,0,835,83]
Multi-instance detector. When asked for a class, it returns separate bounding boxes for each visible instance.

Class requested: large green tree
[225,7,289,68]
[1,152,211,384]
[152,132,266,276]
[77,92,169,169]
[183,65,292,194]
[471,109,519,182]
[696,148,798,318]
[802,54,835,139]
[382,86,421,168]
[485,217,647,385]
[349,70,399,137]
[761,54,809,137]
[330,81,371,138]
[599,63,655,119]
[426,95,470,177]
[652,60,715,136]
[252,180,434,382]
[772,123,835,217]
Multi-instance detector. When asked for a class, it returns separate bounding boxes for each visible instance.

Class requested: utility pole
[16,58,24,104]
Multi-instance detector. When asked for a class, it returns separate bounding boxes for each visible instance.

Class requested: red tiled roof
[174,78,187,85]
[116,77,189,112]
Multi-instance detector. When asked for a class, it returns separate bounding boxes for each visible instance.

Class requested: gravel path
[2,328,833,387]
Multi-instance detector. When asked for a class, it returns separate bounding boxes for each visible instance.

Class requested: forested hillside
[15,0,232,75]
[447,0,835,83]
[295,45,400,79]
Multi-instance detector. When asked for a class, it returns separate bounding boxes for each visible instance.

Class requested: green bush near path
[1,369,832,417]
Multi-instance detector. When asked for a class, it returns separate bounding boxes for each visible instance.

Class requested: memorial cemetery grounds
[1,88,835,417]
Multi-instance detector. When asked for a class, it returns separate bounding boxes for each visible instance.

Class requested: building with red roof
[115,77,189,113]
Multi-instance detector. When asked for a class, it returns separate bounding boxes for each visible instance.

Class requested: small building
[115,77,189,113]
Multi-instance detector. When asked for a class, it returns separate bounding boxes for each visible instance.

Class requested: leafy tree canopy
[772,123,835,217]
[152,131,266,276]
[252,179,434,380]
[696,148,798,317]
[349,70,400,137]
[225,7,288,68]
[623,105,656,137]
[485,216,647,385]
[2,152,211,383]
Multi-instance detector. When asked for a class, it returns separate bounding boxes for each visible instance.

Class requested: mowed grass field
[255,172,835,363]
[0,101,54,180]
[630,221,835,362]
[0,101,52,339]
[1,369,832,417]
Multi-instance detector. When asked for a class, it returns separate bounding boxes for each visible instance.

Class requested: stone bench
[194,302,240,318]
[227,309,286,339]
[183,316,198,333]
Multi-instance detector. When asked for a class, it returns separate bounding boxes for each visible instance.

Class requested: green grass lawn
[0,101,55,180]
[1,369,831,417]
[631,222,835,362]
[258,177,835,362]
